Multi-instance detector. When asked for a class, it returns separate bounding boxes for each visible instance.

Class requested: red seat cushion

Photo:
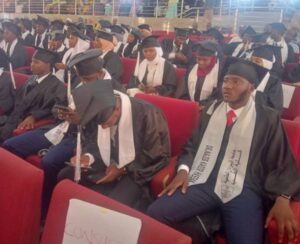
[4,71,29,90]
[0,148,43,244]
[120,57,136,85]
[282,83,300,120]
[24,46,36,66]
[41,180,192,244]
[26,154,43,168]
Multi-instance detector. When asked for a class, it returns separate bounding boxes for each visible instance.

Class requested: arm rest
[294,116,300,123]
[267,201,300,244]
[150,156,177,197]
[13,118,55,136]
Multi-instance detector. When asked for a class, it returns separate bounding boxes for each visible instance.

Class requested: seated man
[161,28,192,68]
[58,79,171,210]
[128,35,177,97]
[2,49,124,217]
[148,59,300,244]
[0,47,65,143]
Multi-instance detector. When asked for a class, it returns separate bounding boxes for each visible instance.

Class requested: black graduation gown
[0,74,66,142]
[22,33,35,46]
[34,33,48,49]
[127,59,177,97]
[161,39,192,68]
[178,63,223,105]
[103,50,123,82]
[56,46,68,63]
[177,101,300,201]
[0,72,14,115]
[255,72,283,112]
[222,42,240,56]
[8,41,28,69]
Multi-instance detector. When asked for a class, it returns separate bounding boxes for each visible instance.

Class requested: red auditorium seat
[40,180,192,244]
[120,57,136,86]
[282,83,300,120]
[135,94,199,196]
[0,148,43,244]
[268,119,300,244]
[3,71,29,90]
[283,63,298,83]
[14,46,36,74]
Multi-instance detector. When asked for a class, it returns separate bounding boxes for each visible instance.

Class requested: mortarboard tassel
[8,62,16,89]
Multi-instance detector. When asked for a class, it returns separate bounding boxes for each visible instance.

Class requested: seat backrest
[174,67,187,98]
[120,57,136,85]
[135,94,199,156]
[0,148,43,244]
[282,119,300,167]
[13,72,29,90]
[41,180,192,244]
[282,83,300,120]
[24,46,36,66]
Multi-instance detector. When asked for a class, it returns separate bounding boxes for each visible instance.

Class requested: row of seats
[1,94,300,243]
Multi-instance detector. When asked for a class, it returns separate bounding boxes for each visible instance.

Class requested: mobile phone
[54,104,70,112]
[65,161,93,170]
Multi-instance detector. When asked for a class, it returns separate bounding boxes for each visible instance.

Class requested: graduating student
[178,41,223,109]
[248,45,283,111]
[0,47,65,142]
[2,21,27,69]
[267,22,288,65]
[94,30,123,82]
[128,35,176,97]
[50,19,65,32]
[137,24,152,40]
[226,26,256,58]
[2,49,123,217]
[109,24,126,55]
[19,18,34,46]
[58,79,171,209]
[34,15,49,48]
[48,30,68,62]
[148,59,300,244]
[161,28,192,68]
[0,49,14,116]
[121,28,140,58]
[55,25,90,83]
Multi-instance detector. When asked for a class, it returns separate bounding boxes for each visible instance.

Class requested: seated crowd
[0,15,300,244]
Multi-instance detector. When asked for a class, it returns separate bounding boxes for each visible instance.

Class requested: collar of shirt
[226,104,245,122]
[22,30,30,39]
[36,72,51,84]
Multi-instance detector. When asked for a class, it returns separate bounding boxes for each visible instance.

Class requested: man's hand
[175,52,188,62]
[96,164,125,184]
[158,169,189,197]
[55,63,67,70]
[70,155,90,168]
[17,115,35,129]
[265,196,300,243]
[57,108,81,125]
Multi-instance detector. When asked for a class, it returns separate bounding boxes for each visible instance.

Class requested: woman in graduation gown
[93,30,123,82]
[248,45,283,112]
[178,41,223,110]
[121,28,140,58]
[127,35,177,97]
[55,25,90,84]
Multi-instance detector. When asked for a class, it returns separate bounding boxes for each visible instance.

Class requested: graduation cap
[99,19,112,29]
[224,57,260,87]
[68,49,103,76]
[270,22,287,34]
[75,22,86,31]
[140,35,160,48]
[121,24,130,32]
[72,80,116,126]
[194,41,218,56]
[250,44,281,70]
[138,24,151,31]
[49,30,66,41]
[20,18,32,31]
[32,46,59,64]
[51,19,65,30]
[67,25,89,40]
[241,26,256,37]
[203,28,224,42]
[129,28,141,39]
[95,30,113,42]
[2,21,21,36]
[36,15,49,27]
[251,33,268,44]
[175,27,189,38]
[110,25,125,34]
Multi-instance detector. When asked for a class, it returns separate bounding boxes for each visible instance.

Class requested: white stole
[188,60,219,102]
[97,91,135,168]
[189,99,256,203]
[137,56,165,87]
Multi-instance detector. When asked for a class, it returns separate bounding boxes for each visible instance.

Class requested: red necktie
[226,110,236,127]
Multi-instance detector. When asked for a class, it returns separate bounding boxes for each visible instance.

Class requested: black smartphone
[65,161,94,170]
